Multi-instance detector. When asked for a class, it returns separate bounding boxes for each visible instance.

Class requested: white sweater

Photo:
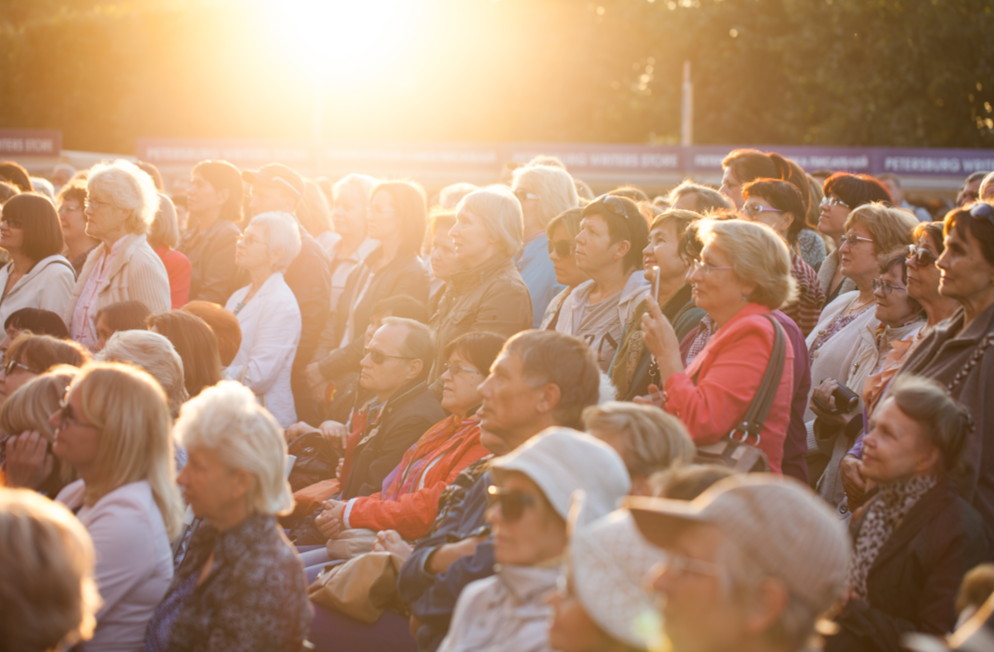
[0,254,75,327]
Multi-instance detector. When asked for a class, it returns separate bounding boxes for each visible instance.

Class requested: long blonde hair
[71,363,183,539]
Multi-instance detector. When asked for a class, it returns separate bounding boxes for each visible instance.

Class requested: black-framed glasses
[4,359,34,376]
[841,232,874,247]
[487,485,537,522]
[821,196,851,209]
[906,244,938,267]
[969,202,994,229]
[513,189,539,203]
[743,203,784,218]
[872,278,907,295]
[547,238,575,258]
[57,393,98,430]
[363,347,413,365]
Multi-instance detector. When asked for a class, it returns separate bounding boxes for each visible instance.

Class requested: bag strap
[733,315,786,441]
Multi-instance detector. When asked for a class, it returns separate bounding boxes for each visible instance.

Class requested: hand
[318,421,349,450]
[314,508,344,540]
[428,535,487,574]
[811,378,839,411]
[335,458,345,480]
[373,530,414,560]
[633,383,666,409]
[305,362,325,388]
[840,455,873,508]
[285,421,319,442]
[640,297,684,383]
[322,499,346,522]
[4,431,53,490]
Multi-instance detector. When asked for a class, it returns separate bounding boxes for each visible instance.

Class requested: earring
[742,292,749,301]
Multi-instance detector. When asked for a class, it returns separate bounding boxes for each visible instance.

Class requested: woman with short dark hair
[0,193,75,328]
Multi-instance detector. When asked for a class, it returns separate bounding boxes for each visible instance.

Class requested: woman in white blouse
[224,211,302,428]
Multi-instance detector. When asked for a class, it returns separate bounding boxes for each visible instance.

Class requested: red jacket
[664,303,794,473]
[342,415,489,540]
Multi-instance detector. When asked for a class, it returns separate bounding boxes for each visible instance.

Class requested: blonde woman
[144,381,312,651]
[53,362,183,652]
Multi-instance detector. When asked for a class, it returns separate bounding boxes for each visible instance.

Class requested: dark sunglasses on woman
[487,485,537,523]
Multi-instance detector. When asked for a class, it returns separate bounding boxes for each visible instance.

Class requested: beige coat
[64,233,171,327]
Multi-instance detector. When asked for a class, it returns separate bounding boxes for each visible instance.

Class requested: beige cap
[626,473,850,614]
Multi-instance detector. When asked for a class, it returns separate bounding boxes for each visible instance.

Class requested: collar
[449,254,515,291]
[494,564,561,605]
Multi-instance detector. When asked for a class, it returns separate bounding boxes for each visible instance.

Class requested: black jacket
[339,379,445,500]
[826,478,993,652]
[180,219,241,304]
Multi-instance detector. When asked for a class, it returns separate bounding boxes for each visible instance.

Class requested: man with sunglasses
[555,194,650,371]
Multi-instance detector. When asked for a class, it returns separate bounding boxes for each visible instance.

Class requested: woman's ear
[217,187,230,208]
[268,247,284,269]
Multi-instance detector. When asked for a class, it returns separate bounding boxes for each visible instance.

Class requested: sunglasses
[513,189,539,203]
[872,278,907,295]
[487,485,537,523]
[547,238,575,258]
[743,203,784,218]
[906,244,938,267]
[593,194,630,219]
[0,218,22,229]
[57,394,98,430]
[4,359,34,376]
[363,347,413,365]
[841,232,874,247]
[821,196,851,209]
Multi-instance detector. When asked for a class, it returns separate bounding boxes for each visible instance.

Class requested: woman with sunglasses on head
[740,179,825,336]
[224,211,302,428]
[540,208,589,330]
[52,362,184,652]
[818,173,894,304]
[438,428,631,652]
[428,187,532,383]
[895,202,994,529]
[0,193,76,328]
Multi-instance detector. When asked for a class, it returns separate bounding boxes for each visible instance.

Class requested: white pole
[681,60,693,147]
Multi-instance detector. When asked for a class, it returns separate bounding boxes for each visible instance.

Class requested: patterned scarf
[848,475,939,600]
[380,415,481,500]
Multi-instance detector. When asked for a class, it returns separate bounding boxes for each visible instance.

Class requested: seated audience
[143,381,312,651]
[429,187,533,381]
[54,363,184,652]
[540,208,589,329]
[0,193,75,327]
[225,211,302,428]
[556,195,650,371]
[93,299,152,352]
[180,300,242,367]
[97,330,189,421]
[147,310,223,399]
[438,429,631,652]
[149,193,191,309]
[0,488,101,652]
[825,376,990,652]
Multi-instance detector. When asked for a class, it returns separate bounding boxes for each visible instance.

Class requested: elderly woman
[825,376,990,652]
[179,160,243,305]
[148,310,223,399]
[0,488,102,652]
[1,333,89,402]
[438,429,631,652]
[97,330,189,421]
[641,219,797,473]
[897,202,994,528]
[0,193,75,327]
[818,173,894,302]
[224,211,302,428]
[327,173,378,307]
[741,179,825,336]
[57,181,100,275]
[511,165,579,327]
[149,193,191,309]
[93,299,152,352]
[65,160,171,350]
[428,187,533,382]
[143,381,312,651]
[540,208,589,330]
[53,362,184,652]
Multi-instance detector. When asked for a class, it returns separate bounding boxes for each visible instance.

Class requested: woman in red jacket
[641,218,797,473]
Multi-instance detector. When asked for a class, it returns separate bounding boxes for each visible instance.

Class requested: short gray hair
[512,165,579,227]
[249,212,302,272]
[87,160,160,235]
[148,192,180,249]
[583,401,696,477]
[175,380,293,516]
[456,187,524,258]
[97,330,188,419]
[668,180,731,214]
[381,316,434,376]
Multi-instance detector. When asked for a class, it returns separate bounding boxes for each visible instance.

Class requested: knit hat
[492,427,630,527]
[241,163,304,198]
[570,510,666,650]
[626,473,850,614]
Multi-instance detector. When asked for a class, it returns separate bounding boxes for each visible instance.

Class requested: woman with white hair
[97,329,189,420]
[65,160,171,351]
[428,187,533,382]
[224,211,302,428]
[143,381,312,652]
[52,362,184,652]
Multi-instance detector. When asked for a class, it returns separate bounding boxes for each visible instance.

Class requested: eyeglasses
[363,347,413,365]
[487,485,537,522]
[689,259,733,277]
[4,359,34,376]
[59,203,83,213]
[969,202,994,229]
[821,196,851,209]
[841,232,874,247]
[442,362,481,377]
[237,233,266,247]
[83,198,113,210]
[56,394,98,430]
[742,203,784,218]
[906,244,938,267]
[513,189,539,203]
[661,553,725,581]
[0,218,22,229]
[872,278,908,295]
[547,238,575,258]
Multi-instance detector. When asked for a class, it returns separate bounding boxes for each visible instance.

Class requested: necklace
[844,295,875,317]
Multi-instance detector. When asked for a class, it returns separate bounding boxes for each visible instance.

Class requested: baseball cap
[626,473,850,614]
[241,163,304,198]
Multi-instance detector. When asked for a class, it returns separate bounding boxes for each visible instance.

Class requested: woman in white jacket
[0,193,75,327]
[225,211,302,428]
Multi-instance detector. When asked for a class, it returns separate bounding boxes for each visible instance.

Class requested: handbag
[692,315,785,473]
[286,432,342,492]
[307,551,408,623]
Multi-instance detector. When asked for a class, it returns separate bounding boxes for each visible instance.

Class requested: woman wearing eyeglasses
[0,193,75,329]
[224,211,302,428]
[437,429,630,652]
[428,187,532,383]
[895,202,994,529]
[539,208,588,330]
[817,173,894,304]
[52,362,184,652]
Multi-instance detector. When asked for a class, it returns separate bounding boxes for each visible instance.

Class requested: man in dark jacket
[242,163,332,425]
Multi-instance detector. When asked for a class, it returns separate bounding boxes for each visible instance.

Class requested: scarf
[380,415,481,500]
[848,475,939,600]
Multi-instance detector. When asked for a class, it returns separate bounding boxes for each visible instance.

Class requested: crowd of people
[1,152,993,652]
